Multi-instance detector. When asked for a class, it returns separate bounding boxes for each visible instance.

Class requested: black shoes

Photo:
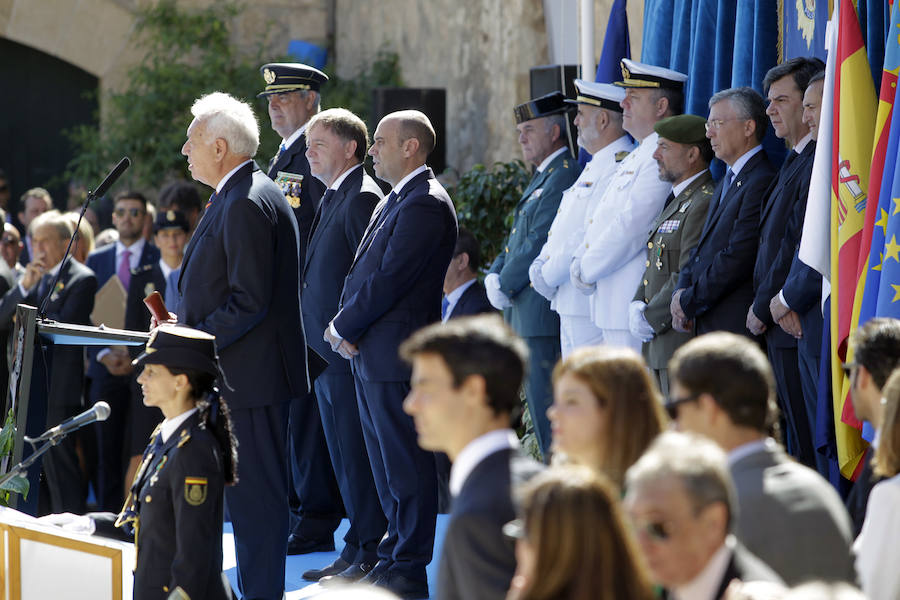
[286,534,335,555]
[319,561,377,586]
[302,557,351,581]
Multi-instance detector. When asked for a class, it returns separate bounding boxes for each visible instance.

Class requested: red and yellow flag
[831,0,876,478]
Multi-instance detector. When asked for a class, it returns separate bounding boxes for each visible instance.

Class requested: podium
[4,304,149,510]
[0,506,134,600]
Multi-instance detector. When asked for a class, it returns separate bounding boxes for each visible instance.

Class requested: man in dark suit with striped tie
[258,62,343,555]
[671,87,775,336]
[441,227,494,322]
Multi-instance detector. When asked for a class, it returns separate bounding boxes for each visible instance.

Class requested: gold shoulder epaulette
[176,429,192,448]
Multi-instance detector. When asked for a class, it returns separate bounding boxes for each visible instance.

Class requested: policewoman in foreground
[108,325,237,600]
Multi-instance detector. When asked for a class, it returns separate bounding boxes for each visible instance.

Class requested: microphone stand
[0,433,66,491]
[38,157,130,319]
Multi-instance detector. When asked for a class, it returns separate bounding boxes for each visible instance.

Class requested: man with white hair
[175,92,311,600]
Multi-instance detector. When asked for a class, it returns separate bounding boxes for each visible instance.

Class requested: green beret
[654,114,708,145]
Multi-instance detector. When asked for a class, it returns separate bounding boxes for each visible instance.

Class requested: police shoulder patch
[184,476,208,506]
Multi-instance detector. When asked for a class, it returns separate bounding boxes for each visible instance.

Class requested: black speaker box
[371,87,447,174]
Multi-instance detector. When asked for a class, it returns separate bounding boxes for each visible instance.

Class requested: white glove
[484,273,512,310]
[569,259,596,295]
[528,258,556,301]
[628,301,655,342]
[36,512,97,535]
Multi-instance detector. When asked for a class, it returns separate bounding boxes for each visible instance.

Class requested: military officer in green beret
[629,114,715,395]
[486,91,581,458]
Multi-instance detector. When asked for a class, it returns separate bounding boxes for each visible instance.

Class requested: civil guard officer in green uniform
[629,115,715,396]
[89,325,238,600]
[485,91,581,458]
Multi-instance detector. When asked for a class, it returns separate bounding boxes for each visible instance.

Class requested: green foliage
[64,1,403,193]
[0,409,28,506]
[446,160,532,271]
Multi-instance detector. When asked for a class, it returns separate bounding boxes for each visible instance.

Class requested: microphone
[38,157,130,318]
[93,157,131,199]
[28,402,111,442]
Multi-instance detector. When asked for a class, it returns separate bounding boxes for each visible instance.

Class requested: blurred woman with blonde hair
[547,345,667,489]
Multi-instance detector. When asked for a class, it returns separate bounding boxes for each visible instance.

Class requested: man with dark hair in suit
[258,62,343,556]
[0,210,96,514]
[86,189,160,511]
[630,114,714,396]
[487,92,580,459]
[667,332,854,585]
[747,57,825,469]
[176,91,311,600]
[324,109,457,599]
[671,87,775,335]
[401,314,541,600]
[625,431,782,597]
[298,108,385,584]
[442,227,493,322]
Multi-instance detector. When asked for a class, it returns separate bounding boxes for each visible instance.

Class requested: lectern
[4,304,149,510]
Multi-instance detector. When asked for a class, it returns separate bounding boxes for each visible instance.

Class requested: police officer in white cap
[570,58,687,352]
[528,80,634,357]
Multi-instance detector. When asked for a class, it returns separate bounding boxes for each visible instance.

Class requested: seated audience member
[845,317,900,534]
[442,227,493,321]
[505,466,654,600]
[2,222,25,277]
[547,345,666,490]
[667,332,855,585]
[625,432,782,599]
[854,368,900,600]
[401,314,542,600]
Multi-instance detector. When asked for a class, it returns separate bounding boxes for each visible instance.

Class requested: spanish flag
[831,0,876,479]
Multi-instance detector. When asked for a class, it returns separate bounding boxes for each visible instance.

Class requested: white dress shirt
[448,429,519,497]
[672,539,733,600]
[160,407,198,443]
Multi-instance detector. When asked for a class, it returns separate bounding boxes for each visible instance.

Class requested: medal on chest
[275,171,304,209]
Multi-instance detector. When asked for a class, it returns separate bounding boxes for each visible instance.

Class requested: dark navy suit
[177,162,309,600]
[86,241,161,511]
[752,143,817,467]
[268,131,342,545]
[302,165,385,565]
[676,149,775,335]
[0,259,96,515]
[447,281,494,319]
[334,166,457,584]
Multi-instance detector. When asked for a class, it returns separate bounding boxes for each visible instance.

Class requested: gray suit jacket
[437,447,542,600]
[730,441,855,585]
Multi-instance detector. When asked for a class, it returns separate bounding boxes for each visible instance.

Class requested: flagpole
[580,0,594,79]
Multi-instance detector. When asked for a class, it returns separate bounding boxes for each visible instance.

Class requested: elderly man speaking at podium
[173,91,310,600]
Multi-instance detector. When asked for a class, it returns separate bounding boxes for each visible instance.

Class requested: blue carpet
[224,514,449,599]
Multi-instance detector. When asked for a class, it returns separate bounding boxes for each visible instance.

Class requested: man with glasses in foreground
[624,431,781,598]
[665,332,855,586]
[671,87,775,336]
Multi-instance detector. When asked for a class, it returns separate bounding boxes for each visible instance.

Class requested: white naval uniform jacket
[577,132,672,329]
[534,135,635,318]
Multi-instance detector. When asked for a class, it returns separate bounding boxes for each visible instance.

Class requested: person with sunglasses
[87,190,161,512]
[666,332,854,586]
[624,431,781,599]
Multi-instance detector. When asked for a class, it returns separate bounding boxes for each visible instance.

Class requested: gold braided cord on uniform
[262,83,312,92]
[617,77,662,88]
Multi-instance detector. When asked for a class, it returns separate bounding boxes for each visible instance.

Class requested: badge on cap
[184,477,208,506]
[263,68,276,85]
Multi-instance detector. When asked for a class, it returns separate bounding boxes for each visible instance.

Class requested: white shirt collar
[729,145,763,177]
[329,163,363,191]
[391,164,429,196]
[115,238,146,270]
[160,407,198,443]
[727,437,772,466]
[672,539,733,600]
[672,169,709,198]
[281,122,307,150]
[536,146,568,173]
[792,132,813,154]
[442,278,476,322]
[449,429,519,496]
[215,159,254,194]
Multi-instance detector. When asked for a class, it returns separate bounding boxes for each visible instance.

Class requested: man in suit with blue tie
[441,227,494,322]
[176,91,311,600]
[298,108,386,584]
[324,110,457,599]
[671,87,775,336]
[86,190,160,511]
[486,92,581,459]
[747,57,824,469]
[258,61,343,556]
